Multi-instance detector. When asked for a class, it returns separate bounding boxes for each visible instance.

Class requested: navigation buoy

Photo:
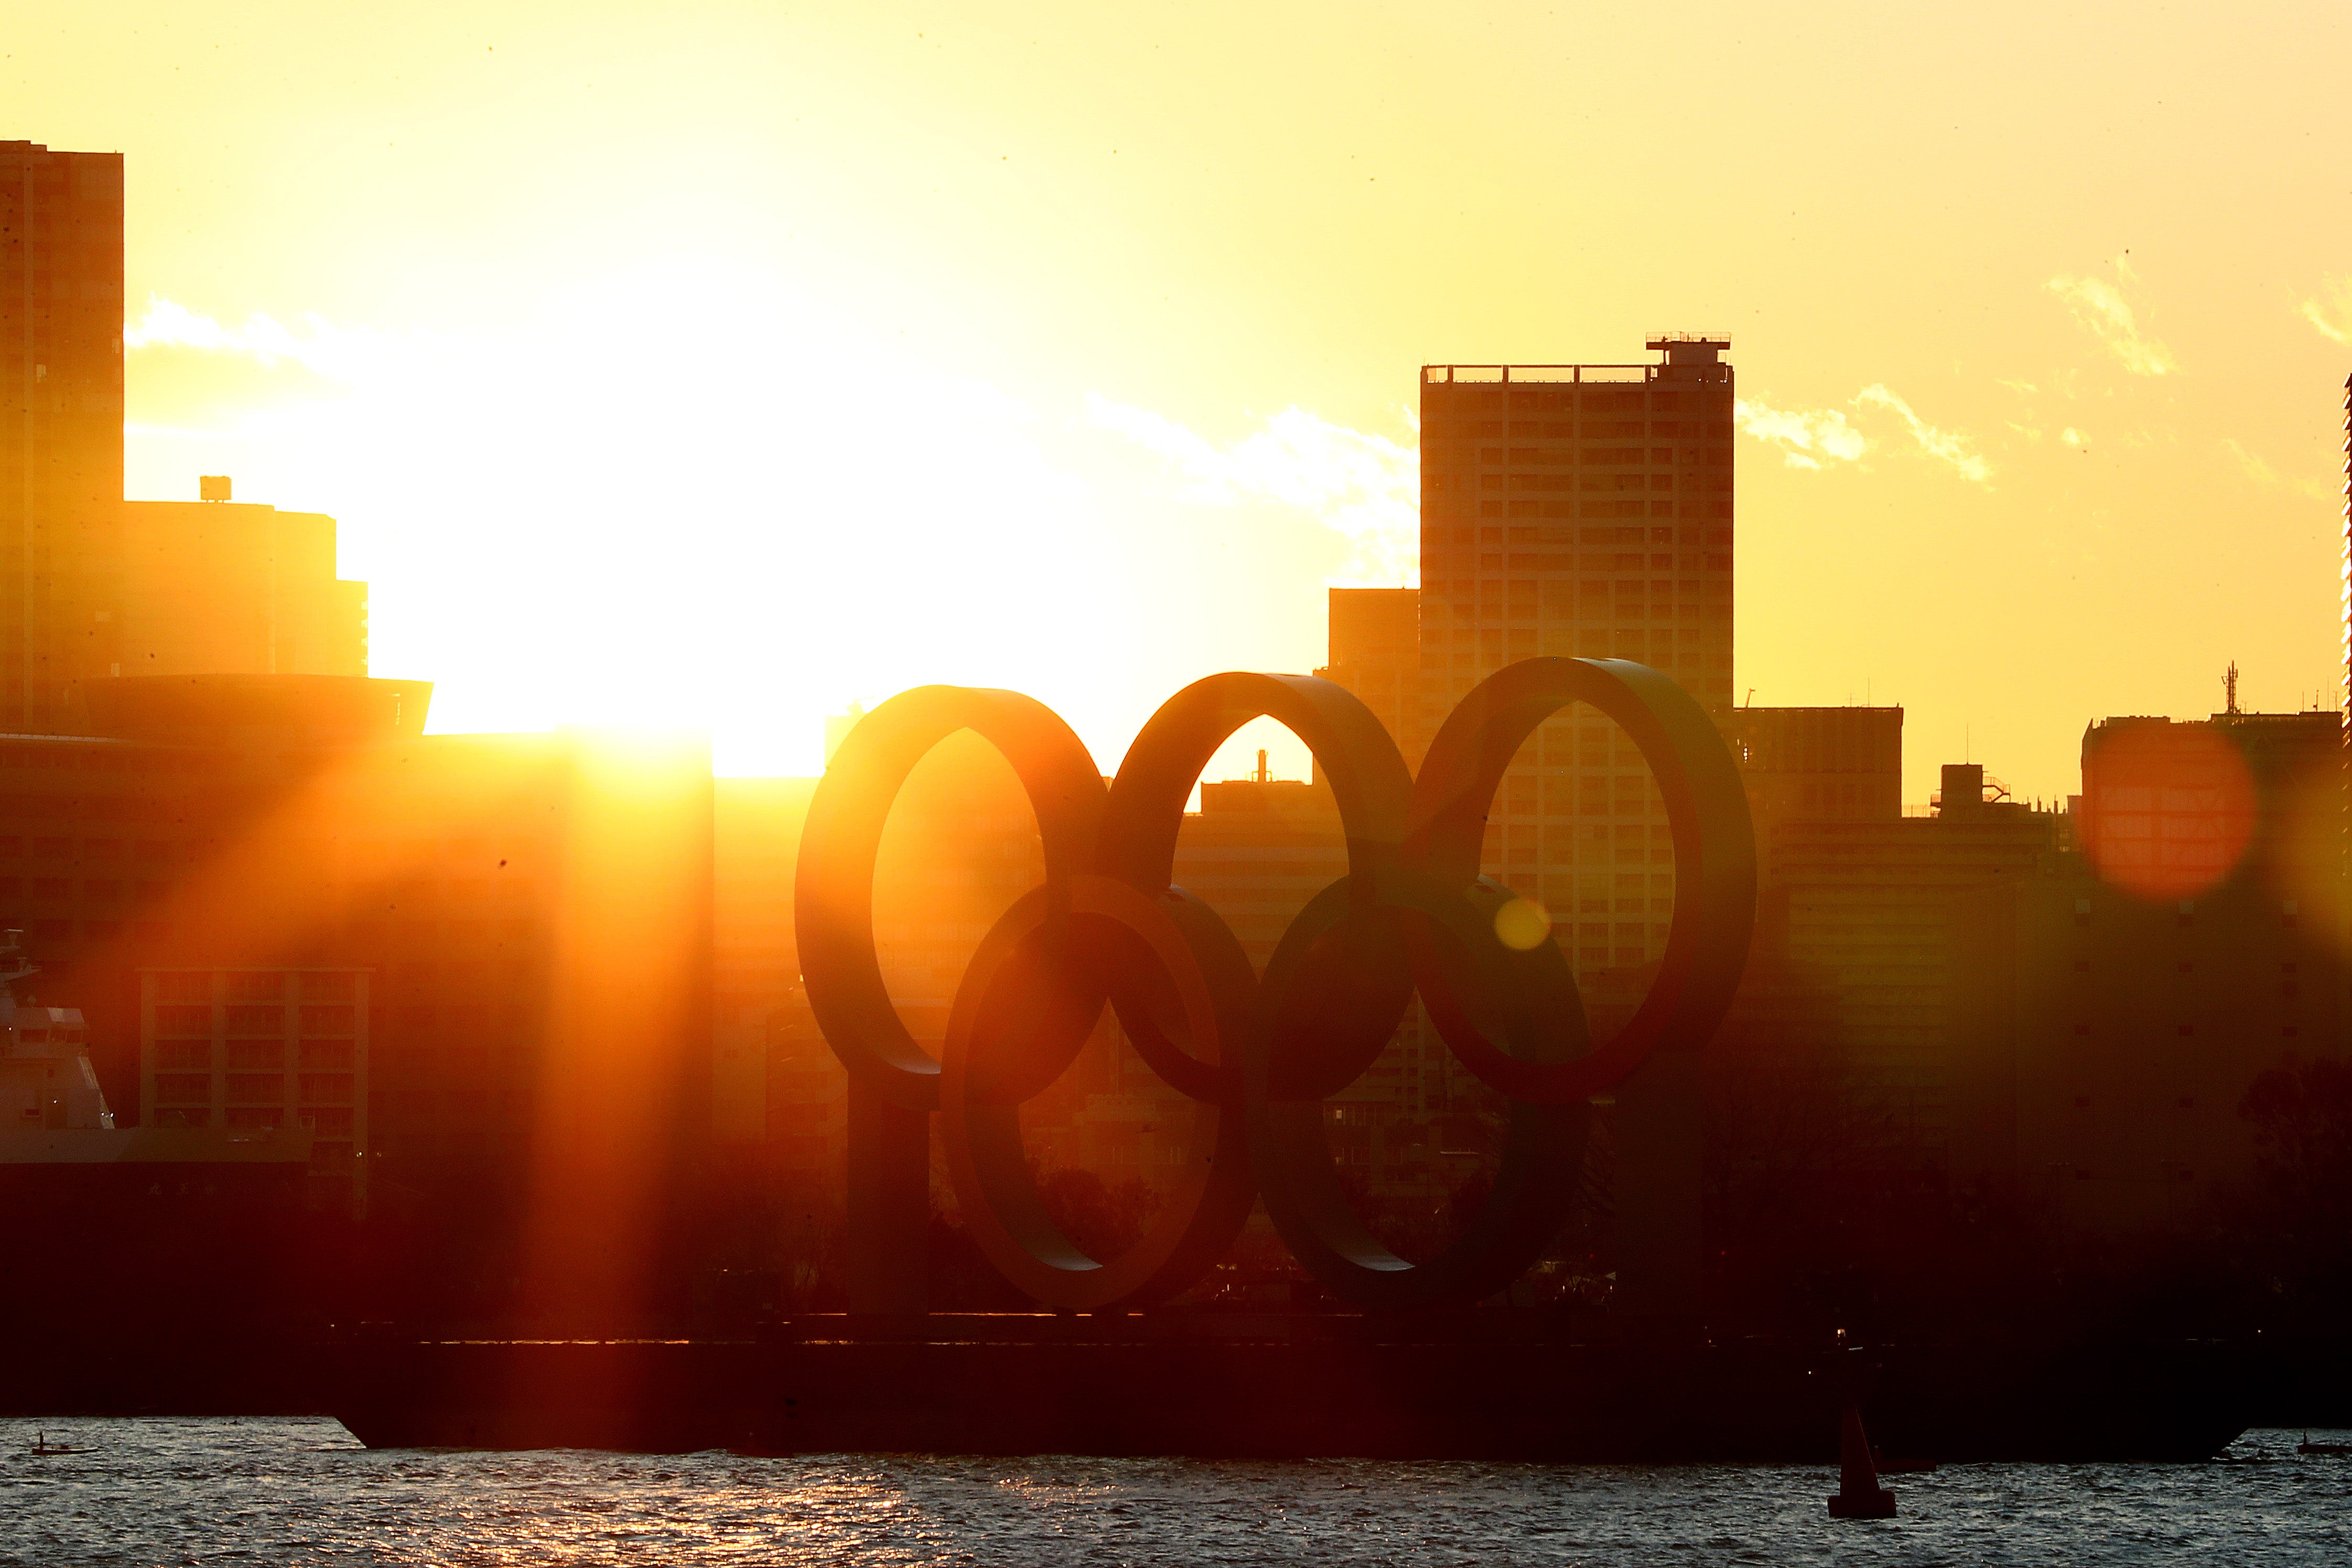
[1827,1401,1897,1519]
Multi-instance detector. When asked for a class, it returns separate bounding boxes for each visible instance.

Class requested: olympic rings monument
[799,655,1757,1320]
[333,655,2251,1459]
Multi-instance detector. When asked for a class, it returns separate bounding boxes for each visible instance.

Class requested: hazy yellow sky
[14,2,2351,796]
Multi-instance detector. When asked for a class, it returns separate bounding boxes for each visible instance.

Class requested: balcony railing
[1421,363,1728,385]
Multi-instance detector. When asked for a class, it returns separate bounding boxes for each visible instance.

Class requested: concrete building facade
[0,141,125,734]
[118,498,369,679]
[1416,341,1735,977]
[1765,773,2063,1155]
[1942,706,2345,1233]
[1951,871,2333,1232]
[1315,587,1422,767]
[140,965,371,1210]
[0,674,713,1326]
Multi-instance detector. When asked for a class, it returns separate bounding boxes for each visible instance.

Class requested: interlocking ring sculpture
[796,658,1756,1314]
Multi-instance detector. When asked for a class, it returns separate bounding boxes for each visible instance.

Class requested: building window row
[1431,590,1729,614]
[1432,444,1732,469]
[1421,417,1732,439]
[1436,524,1730,547]
[1424,496,1735,523]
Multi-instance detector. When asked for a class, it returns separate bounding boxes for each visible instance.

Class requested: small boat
[29,1431,87,1456]
[2296,1434,2352,1456]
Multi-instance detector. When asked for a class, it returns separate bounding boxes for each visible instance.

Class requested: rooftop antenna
[2225,661,2240,716]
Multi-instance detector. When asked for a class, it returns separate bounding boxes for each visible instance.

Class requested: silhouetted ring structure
[795,658,1756,1313]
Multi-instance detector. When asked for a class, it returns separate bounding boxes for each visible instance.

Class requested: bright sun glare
[123,257,1418,783]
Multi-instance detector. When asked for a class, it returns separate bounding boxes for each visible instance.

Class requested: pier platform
[325,1315,2252,1462]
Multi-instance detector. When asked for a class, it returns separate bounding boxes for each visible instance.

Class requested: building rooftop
[1422,334,1733,384]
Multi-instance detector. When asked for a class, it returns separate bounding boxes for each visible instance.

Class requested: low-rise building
[1947,707,2347,1232]
[139,965,371,1209]
[0,672,712,1328]
[116,495,369,680]
[1951,872,2332,1230]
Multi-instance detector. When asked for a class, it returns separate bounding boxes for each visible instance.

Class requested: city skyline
[7,3,2348,798]
[11,8,2352,1513]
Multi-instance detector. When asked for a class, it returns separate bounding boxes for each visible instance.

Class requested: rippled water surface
[6,1419,2352,1565]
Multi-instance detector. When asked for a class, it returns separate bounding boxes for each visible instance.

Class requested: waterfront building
[138,965,371,1209]
[1950,870,2335,1232]
[0,926,315,1208]
[1761,764,2063,1156]
[1940,705,2345,1233]
[0,672,711,1325]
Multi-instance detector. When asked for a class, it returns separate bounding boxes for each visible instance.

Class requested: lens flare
[2079,720,2257,902]
[1492,896,1553,952]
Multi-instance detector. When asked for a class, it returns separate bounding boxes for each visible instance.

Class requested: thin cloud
[2299,277,2352,347]
[1087,395,1419,586]
[1733,397,1868,470]
[2222,437,2278,486]
[123,296,407,382]
[2222,436,2332,500]
[1853,385,1992,485]
[2048,261,2178,376]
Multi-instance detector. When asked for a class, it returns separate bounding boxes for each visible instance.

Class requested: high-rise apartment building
[1,142,125,733]
[1417,339,1735,976]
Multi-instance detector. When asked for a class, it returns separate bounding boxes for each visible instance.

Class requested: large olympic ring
[794,657,1757,1313]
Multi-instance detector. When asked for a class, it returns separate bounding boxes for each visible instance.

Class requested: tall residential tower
[1416,339,1735,975]
[1,142,125,733]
